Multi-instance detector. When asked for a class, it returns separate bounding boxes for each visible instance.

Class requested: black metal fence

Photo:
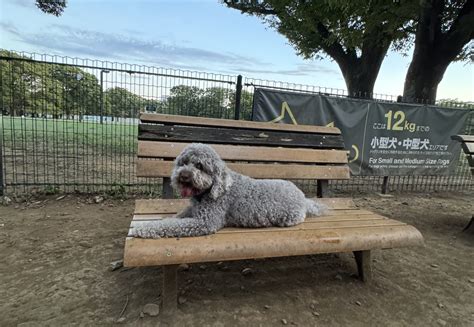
[1,50,473,196]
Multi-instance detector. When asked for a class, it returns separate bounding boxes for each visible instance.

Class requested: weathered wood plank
[131,212,381,223]
[138,141,348,164]
[134,197,356,215]
[123,225,424,267]
[133,209,374,219]
[137,160,350,180]
[132,214,386,223]
[140,113,341,135]
[138,124,345,149]
[129,217,405,235]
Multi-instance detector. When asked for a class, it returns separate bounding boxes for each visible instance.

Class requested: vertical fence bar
[0,134,3,196]
[381,176,389,194]
[234,75,242,120]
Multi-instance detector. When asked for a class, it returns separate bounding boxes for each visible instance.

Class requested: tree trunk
[403,0,474,104]
[402,55,449,104]
[337,44,389,99]
[339,58,384,98]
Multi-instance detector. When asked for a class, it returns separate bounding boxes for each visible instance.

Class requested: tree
[35,0,66,16]
[164,85,205,116]
[402,0,474,103]
[230,89,254,120]
[224,0,415,97]
[104,87,147,118]
[1,50,103,117]
[160,85,243,119]
[0,51,31,115]
[51,65,101,117]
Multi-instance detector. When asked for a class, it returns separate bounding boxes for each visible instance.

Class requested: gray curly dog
[130,143,327,238]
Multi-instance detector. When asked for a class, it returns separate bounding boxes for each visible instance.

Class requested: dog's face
[171,143,231,199]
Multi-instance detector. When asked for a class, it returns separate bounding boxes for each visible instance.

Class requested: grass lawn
[0,116,138,154]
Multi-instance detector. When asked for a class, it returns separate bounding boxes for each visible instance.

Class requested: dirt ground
[1,191,473,327]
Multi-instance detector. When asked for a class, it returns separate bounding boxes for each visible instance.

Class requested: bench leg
[317,180,328,198]
[353,250,372,282]
[162,265,178,315]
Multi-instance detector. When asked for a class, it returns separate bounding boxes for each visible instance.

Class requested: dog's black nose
[179,171,192,182]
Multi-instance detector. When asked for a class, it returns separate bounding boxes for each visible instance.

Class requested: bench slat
[129,218,404,236]
[124,224,423,267]
[138,141,348,164]
[461,142,474,155]
[451,134,474,143]
[134,197,357,215]
[138,124,345,149]
[137,160,350,179]
[132,210,381,221]
[133,209,374,219]
[132,213,387,222]
[140,113,341,135]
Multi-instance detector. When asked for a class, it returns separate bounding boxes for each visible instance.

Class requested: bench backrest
[137,113,350,181]
[451,134,474,175]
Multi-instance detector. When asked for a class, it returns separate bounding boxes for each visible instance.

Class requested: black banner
[252,88,470,175]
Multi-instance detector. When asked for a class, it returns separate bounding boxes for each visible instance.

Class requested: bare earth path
[1,192,473,326]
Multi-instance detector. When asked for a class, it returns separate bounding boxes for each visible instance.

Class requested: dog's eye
[195,163,203,170]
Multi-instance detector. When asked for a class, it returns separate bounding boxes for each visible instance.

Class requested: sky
[0,0,472,101]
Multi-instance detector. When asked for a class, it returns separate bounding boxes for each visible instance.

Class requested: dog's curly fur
[130,143,327,238]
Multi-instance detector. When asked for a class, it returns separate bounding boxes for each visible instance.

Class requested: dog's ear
[210,161,233,200]
[170,155,182,191]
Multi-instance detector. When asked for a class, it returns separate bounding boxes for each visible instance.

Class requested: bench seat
[125,198,423,267]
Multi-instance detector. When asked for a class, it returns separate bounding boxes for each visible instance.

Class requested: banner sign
[252,88,470,176]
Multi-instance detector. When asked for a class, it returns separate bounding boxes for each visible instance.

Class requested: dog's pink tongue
[180,187,193,198]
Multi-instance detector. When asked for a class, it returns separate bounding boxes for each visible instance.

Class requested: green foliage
[106,182,127,198]
[43,185,60,195]
[224,1,416,60]
[160,85,238,119]
[104,87,147,118]
[1,52,253,120]
[51,65,101,117]
[155,85,253,119]
[0,50,102,117]
[36,0,66,16]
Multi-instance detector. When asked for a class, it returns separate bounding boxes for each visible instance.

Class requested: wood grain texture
[133,197,357,215]
[140,113,341,135]
[138,141,348,164]
[138,124,345,149]
[131,210,377,221]
[123,224,424,267]
[129,216,404,233]
[137,159,350,179]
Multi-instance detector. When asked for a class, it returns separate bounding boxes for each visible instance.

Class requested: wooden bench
[451,134,474,232]
[124,113,424,314]
[451,135,474,176]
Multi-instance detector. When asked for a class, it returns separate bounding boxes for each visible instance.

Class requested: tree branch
[441,0,474,59]
[223,1,276,15]
[314,22,354,65]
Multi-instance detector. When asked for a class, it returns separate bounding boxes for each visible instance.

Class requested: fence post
[0,137,3,196]
[381,176,389,194]
[234,75,243,120]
